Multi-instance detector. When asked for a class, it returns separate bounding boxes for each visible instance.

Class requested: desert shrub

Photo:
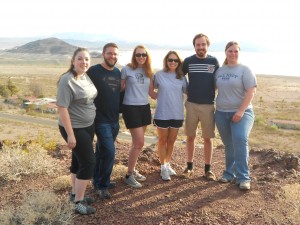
[111,164,127,179]
[0,143,60,181]
[268,124,278,131]
[254,116,265,126]
[52,175,71,191]
[0,190,73,225]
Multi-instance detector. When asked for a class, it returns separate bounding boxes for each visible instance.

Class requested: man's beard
[104,58,117,68]
[196,49,206,58]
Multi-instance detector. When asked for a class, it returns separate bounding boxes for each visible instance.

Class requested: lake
[117,49,300,77]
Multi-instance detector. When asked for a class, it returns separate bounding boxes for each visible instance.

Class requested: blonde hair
[127,45,153,78]
[223,41,240,65]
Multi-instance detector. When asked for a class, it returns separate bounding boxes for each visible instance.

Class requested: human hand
[67,135,76,149]
[232,111,244,123]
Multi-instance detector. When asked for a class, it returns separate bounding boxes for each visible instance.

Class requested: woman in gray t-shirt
[215,41,257,190]
[57,48,97,215]
[153,50,187,181]
[121,45,156,188]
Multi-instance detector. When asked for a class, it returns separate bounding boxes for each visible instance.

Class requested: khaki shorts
[184,101,215,138]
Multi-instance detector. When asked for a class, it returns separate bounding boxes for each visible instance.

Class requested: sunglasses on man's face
[167,58,179,63]
[135,53,147,58]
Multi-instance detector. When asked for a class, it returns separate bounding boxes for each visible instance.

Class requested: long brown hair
[127,45,153,78]
[223,41,240,65]
[57,47,90,84]
[163,50,184,79]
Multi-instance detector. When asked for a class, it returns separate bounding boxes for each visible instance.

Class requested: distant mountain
[6,37,78,55]
[0,33,269,53]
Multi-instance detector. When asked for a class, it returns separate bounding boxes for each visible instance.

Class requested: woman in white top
[153,51,188,181]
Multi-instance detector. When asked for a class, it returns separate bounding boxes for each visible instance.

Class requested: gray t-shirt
[121,65,150,105]
[153,70,188,120]
[56,72,97,128]
[215,64,257,112]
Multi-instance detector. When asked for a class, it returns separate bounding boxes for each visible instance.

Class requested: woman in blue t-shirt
[152,51,187,181]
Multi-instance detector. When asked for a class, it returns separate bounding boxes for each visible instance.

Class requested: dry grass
[52,175,71,191]
[0,142,61,181]
[0,190,73,225]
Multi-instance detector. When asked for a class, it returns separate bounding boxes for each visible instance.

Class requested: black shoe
[69,192,95,204]
[97,189,112,199]
[75,200,96,215]
[109,182,116,189]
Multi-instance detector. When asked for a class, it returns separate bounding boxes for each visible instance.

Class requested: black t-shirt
[182,54,219,104]
[87,64,121,123]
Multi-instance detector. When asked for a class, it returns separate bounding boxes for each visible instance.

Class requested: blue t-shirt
[153,70,187,120]
[182,54,219,104]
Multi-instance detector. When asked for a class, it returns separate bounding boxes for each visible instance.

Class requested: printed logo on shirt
[135,73,144,84]
[189,64,216,73]
[217,73,238,80]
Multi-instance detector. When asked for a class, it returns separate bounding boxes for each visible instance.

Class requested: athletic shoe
[132,170,146,181]
[239,181,251,190]
[75,200,96,215]
[182,167,194,178]
[218,177,231,183]
[166,163,176,176]
[69,193,95,204]
[124,175,142,188]
[161,167,171,181]
[96,189,112,199]
[204,171,216,181]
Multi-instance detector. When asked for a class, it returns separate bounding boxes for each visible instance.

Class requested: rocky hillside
[6,37,78,55]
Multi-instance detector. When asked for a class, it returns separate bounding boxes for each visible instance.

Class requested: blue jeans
[93,122,119,190]
[215,109,254,184]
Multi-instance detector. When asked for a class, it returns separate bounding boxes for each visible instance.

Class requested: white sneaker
[124,175,142,188]
[132,170,146,182]
[161,166,171,181]
[239,181,251,190]
[166,163,176,176]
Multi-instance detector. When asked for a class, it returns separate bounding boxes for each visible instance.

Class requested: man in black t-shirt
[182,33,219,181]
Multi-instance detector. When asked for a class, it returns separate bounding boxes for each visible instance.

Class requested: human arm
[58,106,76,149]
[148,77,157,100]
[232,86,256,123]
[121,79,126,92]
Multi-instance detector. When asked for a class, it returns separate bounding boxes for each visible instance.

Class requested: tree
[7,79,19,96]
[0,85,10,98]
[30,82,44,97]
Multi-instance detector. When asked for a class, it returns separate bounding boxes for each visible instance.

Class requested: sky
[1,0,300,53]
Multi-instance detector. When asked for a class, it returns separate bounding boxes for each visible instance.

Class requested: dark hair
[223,41,240,65]
[163,50,184,79]
[57,47,89,85]
[192,33,210,47]
[102,42,119,53]
[128,45,153,78]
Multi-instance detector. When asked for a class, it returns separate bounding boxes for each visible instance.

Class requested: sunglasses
[135,53,147,58]
[167,58,179,63]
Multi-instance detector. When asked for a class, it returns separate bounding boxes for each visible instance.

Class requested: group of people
[56,33,257,215]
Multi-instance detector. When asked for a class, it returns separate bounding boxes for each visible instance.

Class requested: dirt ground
[1,139,300,225]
